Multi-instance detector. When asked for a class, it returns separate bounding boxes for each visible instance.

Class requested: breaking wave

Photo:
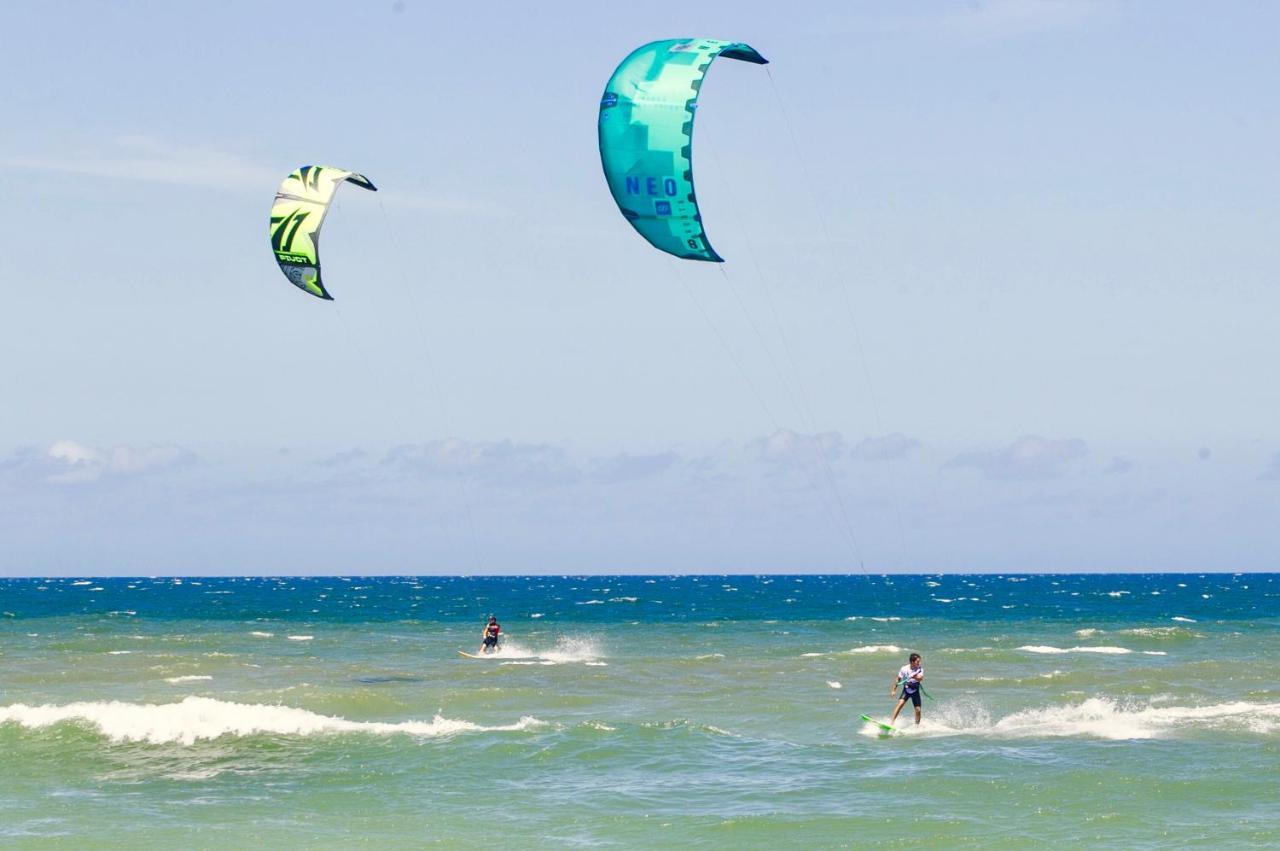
[0,696,545,746]
[1018,645,1134,655]
[842,644,903,654]
[905,698,1280,741]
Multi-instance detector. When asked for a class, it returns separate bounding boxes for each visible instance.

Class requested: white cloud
[382,438,579,486]
[0,440,195,485]
[45,440,191,483]
[0,134,503,216]
[319,449,369,467]
[589,452,679,484]
[0,135,279,191]
[751,429,845,465]
[946,435,1088,480]
[1104,456,1133,475]
[851,433,921,461]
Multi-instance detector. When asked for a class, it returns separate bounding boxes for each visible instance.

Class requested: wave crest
[919,698,1280,740]
[1017,645,1133,655]
[0,696,544,745]
[841,644,903,655]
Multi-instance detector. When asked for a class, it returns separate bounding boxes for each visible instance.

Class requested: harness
[897,676,930,700]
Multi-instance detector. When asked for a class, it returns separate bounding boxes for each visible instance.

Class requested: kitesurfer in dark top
[889,652,924,726]
[480,615,501,655]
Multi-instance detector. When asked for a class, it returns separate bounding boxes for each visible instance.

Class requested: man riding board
[480,615,502,654]
[889,652,924,726]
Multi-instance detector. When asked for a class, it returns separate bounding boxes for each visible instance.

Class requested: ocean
[2,574,1278,847]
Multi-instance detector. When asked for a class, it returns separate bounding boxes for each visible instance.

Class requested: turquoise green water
[3,575,1279,847]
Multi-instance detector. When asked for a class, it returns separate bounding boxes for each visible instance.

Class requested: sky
[1,0,1278,575]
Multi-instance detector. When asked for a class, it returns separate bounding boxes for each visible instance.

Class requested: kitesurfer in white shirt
[889,652,924,725]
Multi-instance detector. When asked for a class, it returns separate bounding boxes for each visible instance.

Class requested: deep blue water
[3,573,1277,623]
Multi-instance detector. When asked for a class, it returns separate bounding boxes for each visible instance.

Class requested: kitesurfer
[889,652,924,725]
[480,615,501,654]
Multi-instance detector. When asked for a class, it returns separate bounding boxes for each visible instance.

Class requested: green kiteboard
[860,714,898,736]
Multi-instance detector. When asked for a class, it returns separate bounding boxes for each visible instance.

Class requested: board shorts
[483,636,498,647]
[900,689,921,708]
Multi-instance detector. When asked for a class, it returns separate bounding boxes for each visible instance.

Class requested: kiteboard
[458,650,499,659]
[860,714,898,736]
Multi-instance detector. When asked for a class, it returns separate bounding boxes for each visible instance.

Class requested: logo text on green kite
[270,209,310,256]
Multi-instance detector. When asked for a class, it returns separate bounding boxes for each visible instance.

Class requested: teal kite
[598,39,768,262]
[269,165,376,300]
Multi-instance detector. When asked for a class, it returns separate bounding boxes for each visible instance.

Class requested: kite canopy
[598,39,767,262]
[269,165,377,300]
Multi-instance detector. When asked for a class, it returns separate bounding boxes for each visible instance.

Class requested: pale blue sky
[2,1,1278,574]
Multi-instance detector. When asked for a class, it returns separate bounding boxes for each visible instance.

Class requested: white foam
[529,613,543,618]
[249,631,274,638]
[0,697,546,745]
[695,653,725,660]
[608,597,638,603]
[856,716,908,738]
[842,644,902,654]
[827,681,842,689]
[1073,628,1103,638]
[801,652,825,657]
[918,698,1280,741]
[482,635,603,664]
[1017,645,1133,655]
[287,635,313,641]
[164,675,212,684]
[1172,616,1197,623]
[537,636,604,663]
[1118,627,1191,638]
[498,660,555,666]
[576,600,604,605]
[107,650,132,655]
